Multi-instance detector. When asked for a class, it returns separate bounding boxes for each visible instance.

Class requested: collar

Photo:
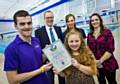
[15,35,33,45]
[45,25,54,29]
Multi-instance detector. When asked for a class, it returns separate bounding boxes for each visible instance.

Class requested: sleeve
[58,26,64,43]
[35,37,42,50]
[4,45,19,71]
[105,29,115,54]
[34,36,44,55]
[35,29,39,39]
[86,34,93,52]
[35,29,44,49]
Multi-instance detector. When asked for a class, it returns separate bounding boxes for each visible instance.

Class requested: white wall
[0,22,14,34]
[32,2,70,27]
[1,0,120,34]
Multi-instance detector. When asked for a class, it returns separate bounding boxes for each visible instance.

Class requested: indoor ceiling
[0,0,58,20]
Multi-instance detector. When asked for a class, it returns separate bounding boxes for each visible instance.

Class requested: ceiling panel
[0,0,50,19]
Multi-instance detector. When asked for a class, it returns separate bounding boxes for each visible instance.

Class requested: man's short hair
[44,10,53,18]
[13,10,31,24]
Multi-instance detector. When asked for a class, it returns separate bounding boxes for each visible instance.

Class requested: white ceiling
[1,0,120,20]
[0,0,54,20]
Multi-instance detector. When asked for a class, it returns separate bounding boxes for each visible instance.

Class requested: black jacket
[35,26,63,49]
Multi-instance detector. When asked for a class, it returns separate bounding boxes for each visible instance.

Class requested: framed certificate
[43,39,72,72]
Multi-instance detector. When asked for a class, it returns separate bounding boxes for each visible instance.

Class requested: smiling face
[90,15,100,29]
[44,11,54,27]
[15,16,32,38]
[66,16,75,29]
[68,34,81,52]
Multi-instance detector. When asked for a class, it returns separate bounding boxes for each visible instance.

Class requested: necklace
[93,28,100,39]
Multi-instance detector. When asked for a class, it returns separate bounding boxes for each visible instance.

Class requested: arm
[77,64,95,75]
[99,29,114,63]
[55,26,64,43]
[99,51,112,63]
[6,63,52,84]
[71,58,96,75]
[6,69,42,84]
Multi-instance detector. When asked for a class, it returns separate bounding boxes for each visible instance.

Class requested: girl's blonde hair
[64,30,97,76]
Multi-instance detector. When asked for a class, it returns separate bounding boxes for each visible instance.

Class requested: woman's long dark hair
[89,13,105,35]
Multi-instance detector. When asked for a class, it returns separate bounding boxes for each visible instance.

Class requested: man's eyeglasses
[45,17,54,19]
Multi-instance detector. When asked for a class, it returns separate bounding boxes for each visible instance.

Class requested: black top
[63,28,86,40]
[35,25,63,49]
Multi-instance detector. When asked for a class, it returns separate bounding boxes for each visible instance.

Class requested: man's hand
[40,63,52,72]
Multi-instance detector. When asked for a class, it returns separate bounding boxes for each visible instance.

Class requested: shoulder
[76,28,85,34]
[32,37,40,43]
[35,26,45,32]
[76,28,83,31]
[54,26,62,33]
[87,33,91,36]
[103,28,112,35]
[40,26,46,29]
[79,28,84,31]
[87,33,92,39]
[104,28,111,32]
[5,39,18,55]
[54,25,61,29]
[7,38,18,49]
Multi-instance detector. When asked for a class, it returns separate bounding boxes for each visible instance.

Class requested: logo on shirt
[35,45,40,48]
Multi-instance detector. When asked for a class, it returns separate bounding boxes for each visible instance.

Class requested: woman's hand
[96,60,103,68]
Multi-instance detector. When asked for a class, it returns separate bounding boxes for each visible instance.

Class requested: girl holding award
[54,30,97,84]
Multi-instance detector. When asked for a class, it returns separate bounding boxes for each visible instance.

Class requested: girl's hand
[71,58,80,69]
[53,68,59,75]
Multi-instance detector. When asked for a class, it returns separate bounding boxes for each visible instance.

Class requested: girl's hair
[89,13,105,35]
[64,30,85,54]
[64,30,97,76]
[64,14,78,35]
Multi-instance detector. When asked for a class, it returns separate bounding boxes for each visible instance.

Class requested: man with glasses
[35,10,65,84]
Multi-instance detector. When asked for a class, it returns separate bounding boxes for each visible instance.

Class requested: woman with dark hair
[87,13,119,84]
[63,14,86,40]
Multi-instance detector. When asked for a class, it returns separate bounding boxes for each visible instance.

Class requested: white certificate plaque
[43,39,71,72]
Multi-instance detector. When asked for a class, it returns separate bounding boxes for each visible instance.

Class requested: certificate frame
[43,39,71,72]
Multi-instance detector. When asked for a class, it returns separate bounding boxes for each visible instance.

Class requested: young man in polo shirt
[4,10,52,84]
